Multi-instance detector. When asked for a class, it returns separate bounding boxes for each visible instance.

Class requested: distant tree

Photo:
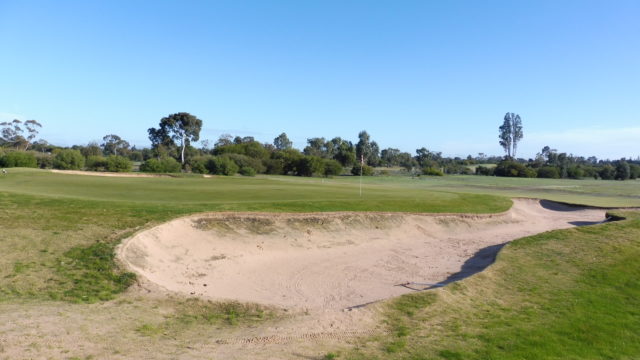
[304,137,327,158]
[81,142,102,158]
[380,148,401,167]
[101,134,130,156]
[615,160,631,180]
[330,137,356,167]
[148,112,202,165]
[499,113,523,158]
[355,130,380,165]
[273,132,293,150]
[214,134,234,148]
[0,119,42,150]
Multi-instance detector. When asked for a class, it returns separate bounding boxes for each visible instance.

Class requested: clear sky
[1,0,638,159]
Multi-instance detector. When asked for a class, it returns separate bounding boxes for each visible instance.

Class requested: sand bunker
[117,199,605,310]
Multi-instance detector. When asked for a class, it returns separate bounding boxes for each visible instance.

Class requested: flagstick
[359,154,364,197]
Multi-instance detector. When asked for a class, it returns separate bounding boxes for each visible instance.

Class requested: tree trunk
[181,134,186,165]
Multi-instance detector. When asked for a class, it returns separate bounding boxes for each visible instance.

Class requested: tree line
[1,112,638,180]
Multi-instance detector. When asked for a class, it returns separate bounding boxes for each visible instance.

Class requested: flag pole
[359,154,363,197]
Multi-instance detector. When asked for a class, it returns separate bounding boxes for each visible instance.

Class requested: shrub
[0,151,37,168]
[264,158,285,175]
[351,164,374,176]
[224,153,266,174]
[422,167,444,176]
[35,152,53,169]
[188,156,214,174]
[106,155,132,172]
[206,156,238,176]
[599,165,615,180]
[630,164,640,180]
[239,167,257,176]
[536,166,560,179]
[323,159,343,177]
[494,160,536,178]
[475,166,494,176]
[615,161,631,180]
[296,156,325,177]
[53,149,85,170]
[140,157,181,173]
[85,156,108,171]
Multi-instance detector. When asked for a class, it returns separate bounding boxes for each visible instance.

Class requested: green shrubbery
[106,155,133,172]
[140,157,181,173]
[207,156,238,176]
[494,160,536,178]
[351,164,374,176]
[0,151,38,168]
[53,149,85,170]
[422,167,444,176]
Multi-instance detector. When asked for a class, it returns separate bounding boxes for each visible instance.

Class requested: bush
[296,156,325,177]
[188,156,214,174]
[566,165,585,179]
[224,153,266,174]
[494,160,536,178]
[35,152,53,169]
[536,166,560,179]
[239,167,257,176]
[264,158,285,175]
[140,157,181,173]
[599,165,615,180]
[323,159,343,177]
[422,167,444,176]
[0,151,37,168]
[615,161,631,180]
[86,156,108,171]
[351,164,374,176]
[475,166,494,176]
[630,164,640,180]
[53,149,85,170]
[106,155,132,172]
[206,156,238,176]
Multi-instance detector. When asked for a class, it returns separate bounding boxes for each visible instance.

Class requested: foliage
[0,151,38,168]
[494,160,536,178]
[101,134,130,156]
[148,112,203,164]
[273,132,293,150]
[295,155,325,176]
[35,152,53,169]
[351,164,374,176]
[422,166,444,176]
[85,156,108,171]
[323,159,344,176]
[475,166,494,176]
[106,155,133,172]
[599,165,616,180]
[498,112,523,158]
[140,157,181,173]
[53,149,85,170]
[206,156,239,176]
[239,166,257,176]
[615,160,631,180]
[0,119,42,150]
[536,166,561,179]
[223,153,266,173]
[188,155,213,174]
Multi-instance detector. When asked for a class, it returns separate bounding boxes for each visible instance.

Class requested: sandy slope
[117,199,605,311]
[50,169,171,177]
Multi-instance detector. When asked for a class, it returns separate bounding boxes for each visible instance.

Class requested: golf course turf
[0,168,638,359]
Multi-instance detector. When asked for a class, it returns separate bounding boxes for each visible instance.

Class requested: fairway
[0,169,638,359]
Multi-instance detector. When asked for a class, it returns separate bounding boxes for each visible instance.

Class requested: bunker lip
[116,198,606,311]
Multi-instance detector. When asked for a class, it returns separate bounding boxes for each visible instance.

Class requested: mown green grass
[338,174,640,207]
[340,211,640,359]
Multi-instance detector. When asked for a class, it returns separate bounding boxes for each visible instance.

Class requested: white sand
[117,199,605,311]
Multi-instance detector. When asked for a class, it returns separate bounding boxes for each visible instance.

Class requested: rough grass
[339,211,640,359]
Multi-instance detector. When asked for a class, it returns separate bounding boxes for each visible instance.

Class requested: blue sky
[1,0,638,159]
